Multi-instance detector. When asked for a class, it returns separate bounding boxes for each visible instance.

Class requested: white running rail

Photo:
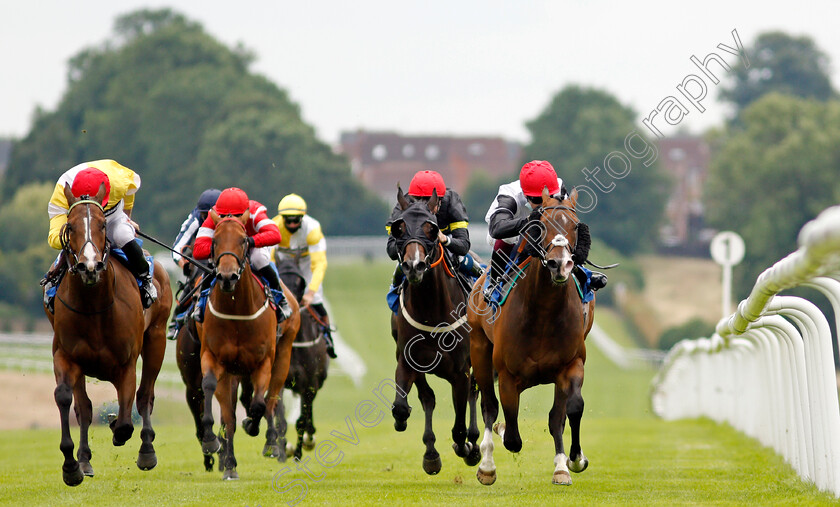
[651,205,840,497]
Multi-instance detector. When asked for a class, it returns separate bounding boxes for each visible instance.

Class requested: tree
[705,93,840,297]
[462,170,514,224]
[720,31,836,117]
[523,85,669,254]
[3,8,386,238]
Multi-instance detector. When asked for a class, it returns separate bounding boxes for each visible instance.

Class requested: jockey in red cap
[384,170,483,313]
[191,187,292,323]
[44,160,158,310]
[483,160,607,302]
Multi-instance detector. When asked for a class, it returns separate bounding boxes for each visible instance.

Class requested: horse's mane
[275,259,307,302]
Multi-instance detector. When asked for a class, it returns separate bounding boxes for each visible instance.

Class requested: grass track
[0,260,836,505]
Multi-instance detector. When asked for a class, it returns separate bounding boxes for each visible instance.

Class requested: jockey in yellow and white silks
[271,193,336,358]
[44,160,157,309]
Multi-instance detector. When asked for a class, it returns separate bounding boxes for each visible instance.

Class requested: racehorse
[262,259,329,461]
[47,183,172,486]
[467,187,595,486]
[389,187,481,474]
[195,211,300,480]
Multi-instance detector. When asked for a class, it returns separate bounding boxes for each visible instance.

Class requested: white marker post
[710,231,745,318]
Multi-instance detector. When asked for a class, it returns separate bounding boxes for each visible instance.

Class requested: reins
[428,243,455,278]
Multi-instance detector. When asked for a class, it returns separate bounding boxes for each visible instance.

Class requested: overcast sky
[2,1,840,145]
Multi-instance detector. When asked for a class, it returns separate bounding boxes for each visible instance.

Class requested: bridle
[60,198,110,275]
[530,205,579,267]
[211,217,250,280]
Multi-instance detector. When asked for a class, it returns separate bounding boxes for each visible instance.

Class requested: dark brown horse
[195,211,299,480]
[47,184,172,486]
[263,259,330,462]
[389,187,481,474]
[467,188,595,486]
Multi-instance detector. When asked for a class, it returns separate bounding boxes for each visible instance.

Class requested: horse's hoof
[242,417,260,437]
[567,454,589,473]
[202,436,221,455]
[62,463,84,487]
[79,460,94,477]
[112,424,134,446]
[422,453,442,475]
[464,446,482,467]
[394,420,407,432]
[137,451,157,471]
[263,443,280,458]
[204,455,215,472]
[223,469,239,481]
[476,467,496,486]
[552,470,572,485]
[302,434,315,451]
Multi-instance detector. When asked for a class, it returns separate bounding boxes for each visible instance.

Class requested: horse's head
[209,207,251,292]
[62,183,110,286]
[390,185,440,284]
[524,187,581,285]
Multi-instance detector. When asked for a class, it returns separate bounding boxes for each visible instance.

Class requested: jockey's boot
[590,271,608,291]
[41,251,68,314]
[386,265,405,314]
[123,239,157,309]
[191,274,213,323]
[482,248,506,303]
[459,253,484,279]
[311,303,337,359]
[256,266,292,323]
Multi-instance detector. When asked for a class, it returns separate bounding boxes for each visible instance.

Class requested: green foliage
[706,93,840,298]
[0,182,54,252]
[720,31,836,117]
[3,8,386,238]
[658,318,716,351]
[523,85,669,254]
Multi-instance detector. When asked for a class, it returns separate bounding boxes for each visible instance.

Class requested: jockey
[192,187,292,323]
[44,160,157,310]
[385,170,483,313]
[166,188,221,339]
[483,160,607,301]
[271,193,337,359]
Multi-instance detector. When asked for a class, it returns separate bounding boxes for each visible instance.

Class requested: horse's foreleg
[449,371,470,460]
[392,359,416,431]
[465,374,482,466]
[176,330,211,470]
[136,326,166,471]
[470,328,498,485]
[566,359,588,474]
[215,376,238,480]
[497,369,522,453]
[302,387,317,452]
[270,393,288,462]
[200,364,221,455]
[243,360,271,438]
[415,375,440,475]
[54,353,83,486]
[72,378,94,477]
[112,364,137,447]
[549,370,573,485]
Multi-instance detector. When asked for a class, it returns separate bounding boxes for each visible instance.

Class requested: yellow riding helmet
[277,193,307,216]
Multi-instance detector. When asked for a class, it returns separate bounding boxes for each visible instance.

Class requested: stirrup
[276,299,292,322]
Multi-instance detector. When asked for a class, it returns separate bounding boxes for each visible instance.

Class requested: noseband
[61,199,110,275]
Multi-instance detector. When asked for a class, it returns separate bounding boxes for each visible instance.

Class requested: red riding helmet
[71,167,111,205]
[408,170,446,197]
[520,160,559,197]
[214,187,250,215]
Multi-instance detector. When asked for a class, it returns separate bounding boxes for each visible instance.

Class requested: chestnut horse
[195,212,299,480]
[47,184,172,486]
[467,188,595,486]
[389,187,481,474]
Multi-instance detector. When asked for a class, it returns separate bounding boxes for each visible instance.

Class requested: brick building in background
[657,135,713,254]
[339,130,521,202]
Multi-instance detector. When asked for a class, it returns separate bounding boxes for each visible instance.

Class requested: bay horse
[467,187,595,486]
[47,183,172,486]
[389,187,481,474]
[195,211,300,480]
[261,259,329,462]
